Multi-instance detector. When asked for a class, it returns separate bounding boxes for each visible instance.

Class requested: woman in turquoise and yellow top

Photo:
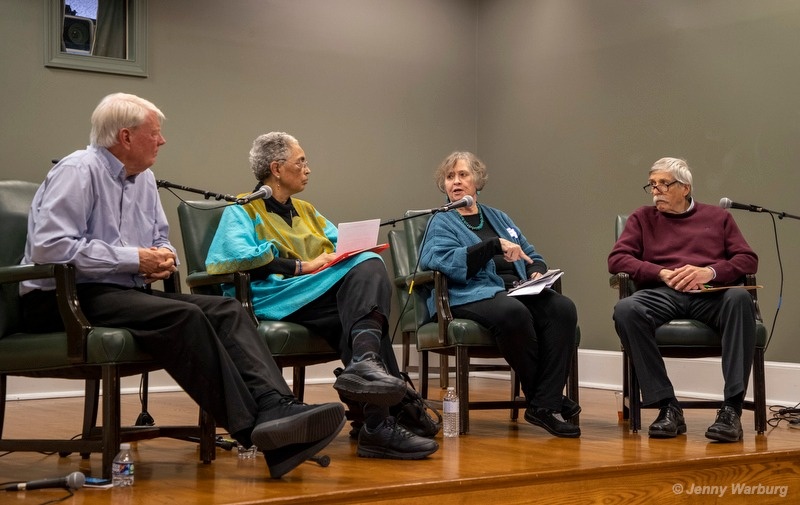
[206,132,438,460]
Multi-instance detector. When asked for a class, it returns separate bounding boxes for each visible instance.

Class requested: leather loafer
[648,404,687,438]
[524,407,581,438]
[705,405,743,442]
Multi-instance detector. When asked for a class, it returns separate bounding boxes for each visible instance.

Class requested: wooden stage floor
[2,378,800,504]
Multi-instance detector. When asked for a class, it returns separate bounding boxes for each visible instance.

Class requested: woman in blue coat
[419,151,580,438]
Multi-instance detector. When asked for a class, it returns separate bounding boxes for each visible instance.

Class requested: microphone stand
[381,208,449,227]
[772,209,800,221]
[156,180,238,202]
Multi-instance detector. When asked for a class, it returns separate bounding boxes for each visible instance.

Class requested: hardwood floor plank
[1,378,799,504]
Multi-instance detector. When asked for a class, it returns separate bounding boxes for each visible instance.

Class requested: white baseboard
[6,347,800,408]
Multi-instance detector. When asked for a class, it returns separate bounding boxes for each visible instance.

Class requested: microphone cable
[389,215,436,345]
[763,212,783,352]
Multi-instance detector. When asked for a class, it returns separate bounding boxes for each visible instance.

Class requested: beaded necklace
[458,205,484,231]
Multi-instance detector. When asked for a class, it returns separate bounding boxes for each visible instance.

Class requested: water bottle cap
[120,443,131,450]
[447,386,455,391]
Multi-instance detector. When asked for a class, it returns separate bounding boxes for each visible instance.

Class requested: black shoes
[251,397,346,478]
[705,405,743,442]
[333,352,406,407]
[262,418,345,479]
[389,372,442,438]
[524,407,581,438]
[648,404,687,438]
[356,416,439,459]
[560,395,581,421]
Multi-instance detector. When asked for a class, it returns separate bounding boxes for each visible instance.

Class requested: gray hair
[250,132,299,181]
[90,93,165,148]
[650,157,693,197]
[434,151,488,193]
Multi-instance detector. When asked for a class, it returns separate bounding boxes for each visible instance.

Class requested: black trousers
[282,258,400,376]
[613,286,756,406]
[22,285,293,436]
[450,289,578,411]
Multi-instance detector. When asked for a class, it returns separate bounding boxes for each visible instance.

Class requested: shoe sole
[333,374,406,407]
[252,403,345,451]
[265,416,347,479]
[648,424,687,438]
[704,429,743,443]
[356,441,439,460]
[524,413,581,438]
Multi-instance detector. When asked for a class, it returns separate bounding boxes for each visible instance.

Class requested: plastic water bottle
[112,443,135,487]
[237,443,257,459]
[443,387,459,437]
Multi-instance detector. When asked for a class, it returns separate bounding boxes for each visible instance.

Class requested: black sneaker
[333,352,406,406]
[560,395,581,421]
[348,420,364,440]
[648,404,686,439]
[705,405,743,442]
[357,417,439,460]
[390,372,441,438]
[524,407,581,438]
[263,416,346,479]
[251,397,345,451]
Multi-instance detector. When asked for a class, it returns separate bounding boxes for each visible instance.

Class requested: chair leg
[293,366,306,402]
[401,331,411,373]
[0,374,6,436]
[82,379,100,439]
[101,365,122,480]
[456,346,469,434]
[567,342,580,426]
[628,354,641,433]
[198,409,216,463]
[420,351,429,399]
[753,347,767,434]
[622,349,631,421]
[510,369,521,421]
[439,354,449,389]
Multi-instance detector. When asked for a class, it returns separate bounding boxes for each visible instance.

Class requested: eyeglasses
[643,180,682,194]
[277,159,309,170]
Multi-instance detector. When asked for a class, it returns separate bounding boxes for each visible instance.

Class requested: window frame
[44,0,148,78]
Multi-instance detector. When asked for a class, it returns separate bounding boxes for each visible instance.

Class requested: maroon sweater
[608,201,758,289]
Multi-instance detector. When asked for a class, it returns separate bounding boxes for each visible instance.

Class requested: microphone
[719,197,765,213]
[4,471,85,491]
[236,186,272,205]
[407,195,475,216]
[437,195,474,212]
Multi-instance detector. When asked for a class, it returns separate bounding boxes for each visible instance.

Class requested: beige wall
[1,0,799,364]
[476,0,800,362]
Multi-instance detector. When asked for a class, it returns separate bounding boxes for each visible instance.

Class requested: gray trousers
[613,286,756,406]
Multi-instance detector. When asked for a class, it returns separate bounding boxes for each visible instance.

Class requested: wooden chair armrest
[432,271,453,345]
[186,270,258,325]
[0,263,92,364]
[610,272,633,299]
[745,273,763,321]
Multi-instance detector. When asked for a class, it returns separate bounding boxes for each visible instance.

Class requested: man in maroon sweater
[609,157,758,442]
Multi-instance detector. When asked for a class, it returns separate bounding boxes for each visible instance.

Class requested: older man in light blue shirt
[19,93,345,479]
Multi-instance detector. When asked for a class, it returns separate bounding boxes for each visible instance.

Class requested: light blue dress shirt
[20,145,174,294]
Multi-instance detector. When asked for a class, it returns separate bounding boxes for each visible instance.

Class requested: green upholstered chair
[611,214,767,434]
[388,228,418,373]
[0,181,216,479]
[404,213,581,434]
[177,200,340,402]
